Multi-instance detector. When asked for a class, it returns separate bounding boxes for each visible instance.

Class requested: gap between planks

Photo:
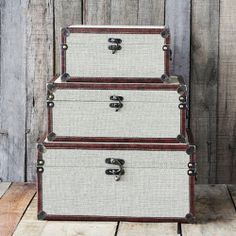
[0,182,11,198]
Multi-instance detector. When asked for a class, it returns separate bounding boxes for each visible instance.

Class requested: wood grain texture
[13,197,47,236]
[0,183,36,236]
[183,184,236,235]
[14,196,117,236]
[0,0,27,181]
[0,182,11,198]
[117,223,178,236]
[54,0,82,74]
[25,0,54,182]
[83,0,111,24]
[84,0,164,25]
[118,185,236,236]
[228,185,236,208]
[190,0,219,183]
[217,0,236,183]
[165,0,191,86]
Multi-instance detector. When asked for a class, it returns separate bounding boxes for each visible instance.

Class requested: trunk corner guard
[47,132,56,141]
[62,27,70,37]
[177,134,186,143]
[161,27,170,38]
[186,145,196,155]
[37,143,47,153]
[185,213,196,223]
[38,211,47,220]
[47,83,56,92]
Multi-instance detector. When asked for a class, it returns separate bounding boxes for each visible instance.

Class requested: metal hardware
[186,145,196,155]
[108,38,122,54]
[38,211,47,220]
[109,95,124,112]
[47,83,56,92]
[37,166,44,173]
[161,74,170,83]
[37,159,45,166]
[108,38,122,44]
[37,143,47,153]
[110,95,124,101]
[105,158,125,181]
[110,103,123,109]
[37,157,45,173]
[161,28,170,38]
[47,101,54,108]
[61,73,70,82]
[47,93,54,101]
[105,158,125,165]
[179,96,186,103]
[61,43,68,50]
[185,213,195,223]
[105,169,125,176]
[162,44,172,60]
[47,132,56,141]
[62,27,70,37]
[161,74,186,85]
[177,134,186,143]
[108,45,122,54]
[188,161,196,169]
[188,169,196,176]
[162,44,170,51]
[178,103,186,110]
[177,85,187,95]
[188,162,197,177]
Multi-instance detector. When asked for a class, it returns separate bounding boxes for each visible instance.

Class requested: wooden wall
[0,0,235,183]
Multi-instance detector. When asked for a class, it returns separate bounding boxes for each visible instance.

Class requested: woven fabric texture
[65,33,165,78]
[42,149,189,217]
[52,90,180,138]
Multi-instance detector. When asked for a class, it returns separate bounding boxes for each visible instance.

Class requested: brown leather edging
[53,137,178,143]
[44,214,188,223]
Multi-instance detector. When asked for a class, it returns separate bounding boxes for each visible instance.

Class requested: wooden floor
[0,183,235,236]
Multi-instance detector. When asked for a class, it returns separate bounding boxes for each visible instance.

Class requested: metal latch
[187,162,197,179]
[108,38,122,54]
[37,159,45,173]
[109,95,124,112]
[105,158,125,181]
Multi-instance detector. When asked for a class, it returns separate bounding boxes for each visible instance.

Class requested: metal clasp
[109,95,124,112]
[108,38,122,54]
[105,158,125,181]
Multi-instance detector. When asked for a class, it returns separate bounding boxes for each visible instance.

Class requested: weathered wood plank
[0,182,11,198]
[14,196,117,236]
[217,0,236,183]
[117,223,177,236]
[190,0,219,183]
[138,0,164,25]
[183,184,236,235]
[194,184,235,222]
[41,221,117,236]
[25,0,54,182]
[118,185,236,236]
[83,0,111,24]
[13,197,47,236]
[54,0,82,75]
[0,0,27,181]
[165,0,191,86]
[0,183,36,236]
[228,185,236,209]
[84,0,164,25]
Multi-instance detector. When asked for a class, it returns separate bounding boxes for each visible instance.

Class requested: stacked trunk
[37,26,196,223]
